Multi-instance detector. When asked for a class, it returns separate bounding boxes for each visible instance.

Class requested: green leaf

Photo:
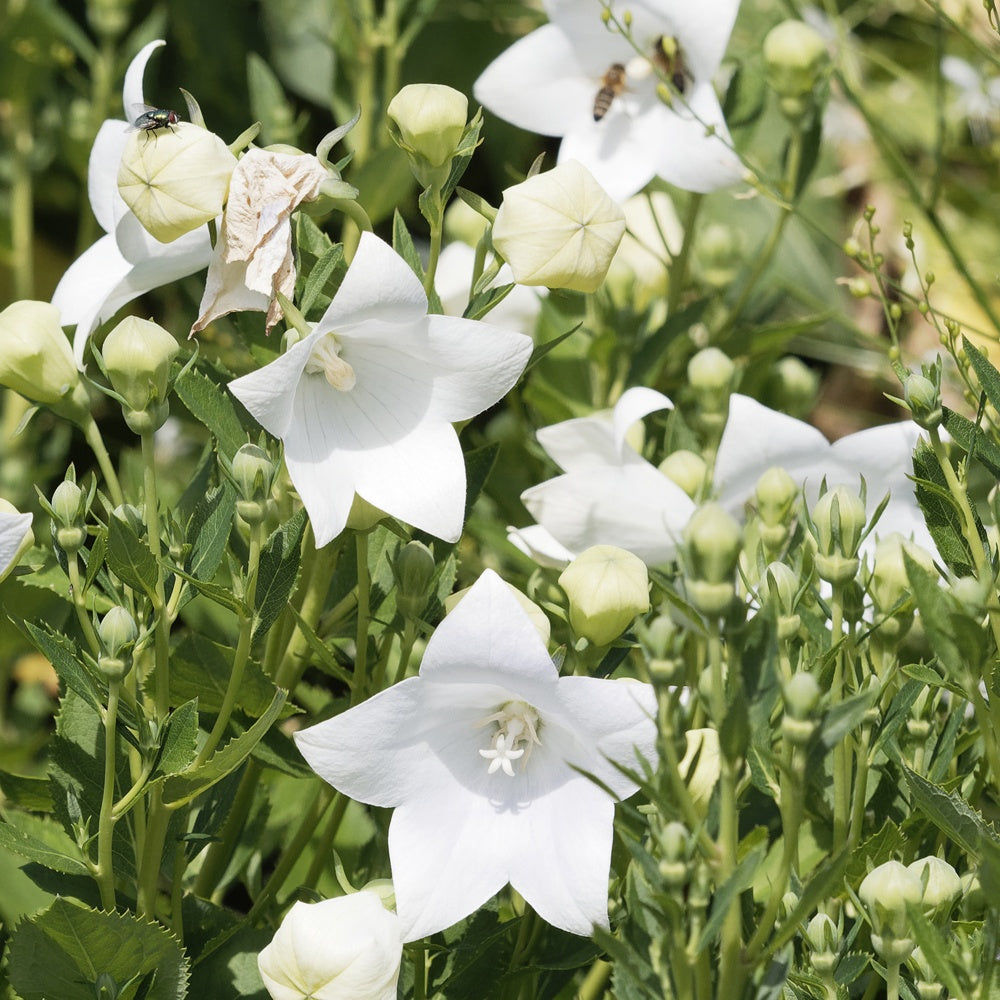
[392,208,426,286]
[0,816,90,876]
[253,507,307,642]
[171,634,281,717]
[186,483,236,584]
[151,700,200,780]
[719,680,750,761]
[161,689,287,807]
[0,773,53,812]
[906,903,967,997]
[464,442,499,520]
[107,514,158,596]
[83,528,108,592]
[174,364,250,460]
[21,621,104,715]
[164,562,250,617]
[697,840,767,951]
[8,897,188,1000]
[818,687,877,750]
[941,407,1000,479]
[963,336,1000,414]
[903,767,998,858]
[299,242,345,316]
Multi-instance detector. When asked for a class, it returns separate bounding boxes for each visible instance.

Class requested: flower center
[304,333,356,391]
[477,700,541,777]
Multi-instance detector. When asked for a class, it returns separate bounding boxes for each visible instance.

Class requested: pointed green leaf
[941,407,1000,479]
[253,507,307,641]
[299,242,345,316]
[0,816,90,876]
[107,514,158,596]
[186,483,236,584]
[151,700,200,780]
[963,336,1000,414]
[21,621,104,714]
[174,364,249,459]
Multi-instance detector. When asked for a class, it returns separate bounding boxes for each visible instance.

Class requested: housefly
[131,106,180,135]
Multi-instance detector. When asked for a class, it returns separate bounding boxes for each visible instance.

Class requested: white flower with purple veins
[474,0,743,202]
[52,40,214,368]
[713,393,934,556]
[511,387,696,567]
[229,233,532,547]
[295,569,657,940]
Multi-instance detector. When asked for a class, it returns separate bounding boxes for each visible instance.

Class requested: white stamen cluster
[478,701,541,777]
[305,333,356,390]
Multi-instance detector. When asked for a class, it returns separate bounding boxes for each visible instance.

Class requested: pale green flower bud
[909,947,943,1000]
[811,485,866,584]
[679,728,721,815]
[118,123,236,243]
[492,160,626,293]
[756,467,799,528]
[559,545,650,645]
[765,561,802,640]
[230,443,278,524]
[658,820,689,886]
[695,223,743,289]
[51,480,88,554]
[903,371,942,430]
[684,503,742,615]
[0,301,89,419]
[387,83,469,180]
[767,356,818,419]
[394,541,436,621]
[688,348,734,412]
[102,316,179,432]
[763,20,828,121]
[806,912,840,975]
[870,533,934,612]
[858,860,923,943]
[782,671,821,744]
[908,856,962,919]
[659,450,707,499]
[97,606,138,679]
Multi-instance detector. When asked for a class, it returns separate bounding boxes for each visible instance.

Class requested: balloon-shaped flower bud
[0,301,89,419]
[763,20,828,121]
[491,160,626,293]
[870,533,933,615]
[683,503,743,616]
[229,443,278,524]
[806,912,840,975]
[659,450,707,500]
[811,485,866,585]
[118,123,236,243]
[0,500,34,585]
[102,316,179,433]
[257,893,404,1000]
[755,466,799,552]
[696,223,743,289]
[50,480,88,555]
[908,856,962,920]
[782,672,821,744]
[765,561,801,640]
[903,371,943,430]
[679,728,721,815]
[559,545,650,645]
[98,606,138,680]
[689,348,734,412]
[394,540,436,621]
[858,860,923,961]
[658,820,689,887]
[767,356,819,418]
[387,83,469,188]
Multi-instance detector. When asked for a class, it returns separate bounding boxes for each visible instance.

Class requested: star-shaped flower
[512,387,696,567]
[228,233,533,546]
[294,569,657,940]
[474,0,743,202]
[52,40,213,367]
[713,393,934,557]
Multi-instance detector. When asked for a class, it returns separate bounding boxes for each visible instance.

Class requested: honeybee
[652,35,690,94]
[593,63,627,121]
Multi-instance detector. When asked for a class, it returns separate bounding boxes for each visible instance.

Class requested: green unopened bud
[763,20,828,121]
[98,607,138,680]
[657,820,689,886]
[679,728,721,815]
[51,480,87,554]
[688,348,734,413]
[806,912,840,974]
[859,860,923,942]
[387,83,469,187]
[659,450,707,499]
[811,485,866,584]
[756,467,799,527]
[230,443,278,523]
[904,372,942,430]
[908,857,962,919]
[767,357,819,418]
[102,316,179,430]
[784,672,821,720]
[683,504,742,614]
[395,541,436,621]
[636,614,676,660]
[695,223,743,289]
[765,561,801,639]
[559,545,650,645]
[870,533,933,613]
[0,301,90,420]
[345,494,388,533]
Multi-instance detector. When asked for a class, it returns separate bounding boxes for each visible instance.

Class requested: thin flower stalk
[96,677,121,911]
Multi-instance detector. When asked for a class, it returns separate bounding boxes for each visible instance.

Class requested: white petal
[87,120,131,236]
[506,524,575,568]
[420,568,559,686]
[714,394,830,516]
[522,463,694,565]
[536,412,619,472]
[505,775,615,934]
[628,0,740,80]
[612,386,673,455]
[315,232,427,332]
[0,512,32,576]
[122,39,164,119]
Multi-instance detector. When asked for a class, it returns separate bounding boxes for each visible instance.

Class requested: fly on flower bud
[132,106,180,135]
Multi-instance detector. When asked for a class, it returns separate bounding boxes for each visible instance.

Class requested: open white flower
[0,501,34,584]
[257,893,403,1000]
[52,40,213,367]
[295,569,656,940]
[229,233,532,547]
[514,387,696,567]
[474,0,743,202]
[713,394,934,557]
[191,148,329,335]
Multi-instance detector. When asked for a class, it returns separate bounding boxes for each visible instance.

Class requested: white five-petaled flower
[228,233,533,547]
[473,0,743,202]
[52,40,214,368]
[511,390,934,569]
[294,569,657,940]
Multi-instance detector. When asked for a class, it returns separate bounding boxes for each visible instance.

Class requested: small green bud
[229,443,278,523]
[387,83,469,188]
[870,533,934,613]
[102,316,179,429]
[783,672,821,720]
[806,911,839,953]
[98,607,138,680]
[395,541,436,621]
[858,860,923,942]
[636,614,676,660]
[696,223,743,289]
[908,856,962,919]
[755,467,799,527]
[684,503,743,585]
[904,372,942,430]
[559,545,650,645]
[767,356,819,418]
[659,450,707,499]
[688,348,734,411]
[657,820,689,886]
[811,485,866,584]
[51,480,87,554]
[763,19,828,121]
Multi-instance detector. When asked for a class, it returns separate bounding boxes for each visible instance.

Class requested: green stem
[96,679,121,911]
[302,793,349,890]
[847,726,872,850]
[577,959,612,1000]
[67,557,101,657]
[392,619,418,686]
[136,786,170,918]
[422,190,445,303]
[8,103,34,300]
[351,532,371,705]
[82,415,125,507]
[196,519,264,764]
[830,586,850,854]
[885,961,900,1000]
[666,192,702,319]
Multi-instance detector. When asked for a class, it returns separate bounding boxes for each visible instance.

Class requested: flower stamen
[478,700,541,777]
[305,333,356,391]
